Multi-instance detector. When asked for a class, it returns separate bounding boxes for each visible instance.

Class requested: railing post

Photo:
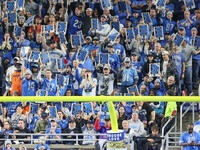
[180,102,185,134]
[192,102,195,124]
[165,133,169,150]
[75,134,78,145]
[31,134,33,144]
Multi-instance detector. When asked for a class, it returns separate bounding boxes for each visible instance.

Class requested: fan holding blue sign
[37,89,48,96]
[56,74,65,87]
[7,12,17,26]
[107,28,120,44]
[91,18,99,30]
[24,15,35,26]
[149,63,160,77]
[40,52,49,67]
[30,103,39,114]
[154,26,164,41]
[71,35,81,48]
[193,36,200,51]
[110,21,120,32]
[77,31,85,44]
[56,22,67,34]
[127,85,138,94]
[117,1,127,13]
[71,103,82,117]
[59,32,68,44]
[56,58,65,72]
[76,49,87,64]
[49,106,57,118]
[6,1,16,12]
[184,0,195,10]
[29,51,40,62]
[16,0,24,11]
[99,53,109,66]
[142,13,152,25]
[100,0,112,10]
[14,26,22,37]
[138,24,149,39]
[126,28,135,43]
[156,0,166,9]
[173,34,184,47]
[83,102,93,115]
[100,102,109,115]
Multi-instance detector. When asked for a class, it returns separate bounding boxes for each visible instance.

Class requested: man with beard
[165,76,176,96]
[63,119,82,145]
[139,84,148,96]
[179,124,200,149]
[150,77,165,96]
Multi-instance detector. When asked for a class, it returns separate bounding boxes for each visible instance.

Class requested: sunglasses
[188,128,193,131]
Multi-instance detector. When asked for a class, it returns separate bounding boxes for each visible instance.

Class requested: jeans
[184,67,193,95]
[192,59,200,88]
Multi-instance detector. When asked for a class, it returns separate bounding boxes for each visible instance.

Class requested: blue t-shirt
[40,78,57,96]
[45,127,62,144]
[171,52,186,76]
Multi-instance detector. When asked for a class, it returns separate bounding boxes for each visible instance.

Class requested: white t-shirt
[82,78,97,96]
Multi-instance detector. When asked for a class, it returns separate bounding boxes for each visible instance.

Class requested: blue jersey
[130,16,141,28]
[160,18,177,35]
[45,127,62,144]
[40,78,57,96]
[28,115,39,132]
[179,131,200,150]
[171,52,185,76]
[130,61,143,84]
[122,67,138,86]
[151,17,159,27]
[68,12,82,35]
[6,102,21,117]
[113,43,126,62]
[109,54,120,70]
[21,77,38,96]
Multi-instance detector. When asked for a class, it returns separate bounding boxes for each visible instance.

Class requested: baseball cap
[50,40,56,44]
[85,36,92,41]
[154,79,161,83]
[14,57,20,61]
[105,117,110,121]
[87,120,93,124]
[133,10,139,13]
[36,16,42,20]
[41,113,48,119]
[39,136,46,144]
[167,11,173,15]
[124,57,131,62]
[16,60,22,65]
[107,43,113,48]
[162,51,169,55]
[19,16,26,20]
[103,64,110,70]
[113,15,119,19]
[131,52,138,56]
[32,63,39,68]
[86,8,93,11]
[101,14,107,20]
[179,27,185,31]
[148,52,154,57]
[5,140,12,145]
[191,27,197,32]
[25,69,33,75]
[93,36,99,40]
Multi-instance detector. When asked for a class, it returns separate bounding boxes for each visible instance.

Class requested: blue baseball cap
[154,79,161,83]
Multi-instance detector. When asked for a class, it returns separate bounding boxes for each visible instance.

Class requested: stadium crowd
[0,0,199,149]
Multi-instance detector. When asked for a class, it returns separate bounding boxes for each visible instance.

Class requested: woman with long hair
[118,106,127,129]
